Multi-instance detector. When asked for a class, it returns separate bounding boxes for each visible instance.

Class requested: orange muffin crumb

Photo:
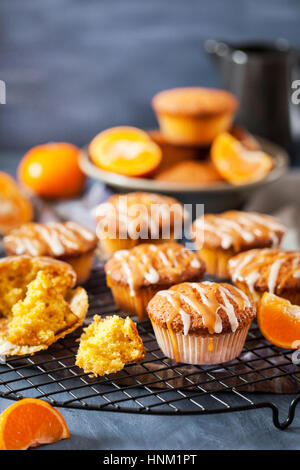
[76,315,145,376]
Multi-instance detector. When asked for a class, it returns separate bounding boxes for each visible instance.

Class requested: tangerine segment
[0,398,70,450]
[211,132,273,185]
[258,292,300,349]
[18,142,86,199]
[89,126,162,177]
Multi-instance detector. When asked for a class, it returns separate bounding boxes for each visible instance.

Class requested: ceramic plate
[79,136,289,212]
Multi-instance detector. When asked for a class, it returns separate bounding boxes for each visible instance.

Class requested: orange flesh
[0,398,69,450]
[258,292,300,349]
[211,132,273,185]
[89,126,162,177]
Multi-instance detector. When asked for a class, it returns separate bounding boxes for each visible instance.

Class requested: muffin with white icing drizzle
[147,281,256,365]
[93,192,186,257]
[229,249,300,306]
[105,242,205,321]
[191,211,286,279]
[3,222,98,284]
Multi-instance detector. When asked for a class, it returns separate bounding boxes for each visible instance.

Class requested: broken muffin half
[0,255,88,356]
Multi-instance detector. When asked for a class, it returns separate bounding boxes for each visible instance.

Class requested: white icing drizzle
[112,244,202,299]
[65,221,95,241]
[202,220,233,249]
[220,284,251,309]
[49,225,81,250]
[158,251,169,266]
[218,218,254,243]
[157,291,191,336]
[292,256,300,269]
[8,222,96,256]
[267,258,285,294]
[121,260,135,297]
[144,266,159,284]
[198,211,285,250]
[15,237,39,256]
[218,286,239,332]
[231,250,300,295]
[158,282,246,336]
[245,213,284,232]
[114,249,129,260]
[231,250,258,283]
[244,271,260,294]
[34,225,65,256]
[190,258,200,269]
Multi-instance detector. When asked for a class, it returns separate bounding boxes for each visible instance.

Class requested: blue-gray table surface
[1,0,300,450]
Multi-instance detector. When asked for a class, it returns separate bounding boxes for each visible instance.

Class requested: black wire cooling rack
[0,265,300,430]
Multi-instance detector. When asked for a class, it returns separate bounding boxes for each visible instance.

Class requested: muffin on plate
[229,249,300,306]
[93,192,186,257]
[105,242,205,320]
[76,315,145,376]
[0,255,88,356]
[148,130,210,172]
[152,87,238,146]
[147,281,256,365]
[0,172,33,235]
[191,211,286,279]
[154,159,224,184]
[3,221,97,284]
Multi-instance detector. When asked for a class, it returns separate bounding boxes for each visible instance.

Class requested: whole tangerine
[18,142,86,199]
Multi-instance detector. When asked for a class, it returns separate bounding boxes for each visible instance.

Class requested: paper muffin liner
[109,283,162,321]
[151,322,251,365]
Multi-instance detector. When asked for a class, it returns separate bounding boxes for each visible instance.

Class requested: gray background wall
[1,0,300,152]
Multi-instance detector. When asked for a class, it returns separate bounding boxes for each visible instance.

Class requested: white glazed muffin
[3,221,97,284]
[191,211,286,278]
[229,249,300,306]
[147,281,256,365]
[93,192,186,257]
[105,242,205,320]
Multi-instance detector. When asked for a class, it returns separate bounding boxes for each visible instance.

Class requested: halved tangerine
[211,132,274,185]
[258,292,300,349]
[89,126,162,177]
[0,398,70,450]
